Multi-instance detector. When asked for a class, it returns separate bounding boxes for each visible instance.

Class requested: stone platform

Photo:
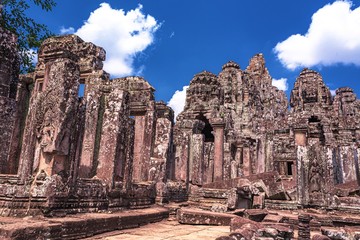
[84,219,230,240]
[0,206,169,240]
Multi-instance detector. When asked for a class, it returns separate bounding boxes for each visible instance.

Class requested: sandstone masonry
[1,31,360,239]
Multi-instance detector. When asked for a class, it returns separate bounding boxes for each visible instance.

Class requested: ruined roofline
[222,61,240,70]
[298,68,322,77]
[37,34,106,63]
[336,87,355,94]
[112,76,155,92]
[189,70,220,86]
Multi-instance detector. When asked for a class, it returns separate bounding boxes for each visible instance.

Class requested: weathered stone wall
[173,56,360,209]
[0,27,19,174]
[1,30,360,217]
[0,34,176,216]
[173,55,289,187]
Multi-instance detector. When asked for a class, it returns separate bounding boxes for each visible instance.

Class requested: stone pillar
[297,145,309,205]
[243,144,251,176]
[174,132,190,182]
[96,89,129,188]
[150,104,174,182]
[298,214,311,240]
[79,72,108,178]
[7,74,33,174]
[231,143,242,178]
[191,134,204,185]
[355,147,360,187]
[141,106,155,181]
[133,115,146,182]
[256,138,266,174]
[295,129,307,205]
[340,145,357,183]
[213,120,224,182]
[0,27,19,173]
[123,118,135,190]
[19,53,80,181]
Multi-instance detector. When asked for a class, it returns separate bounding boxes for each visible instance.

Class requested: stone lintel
[41,50,79,63]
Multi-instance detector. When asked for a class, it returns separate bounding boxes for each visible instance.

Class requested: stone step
[0,206,169,240]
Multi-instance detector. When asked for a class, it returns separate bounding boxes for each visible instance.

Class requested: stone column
[298,214,311,240]
[141,106,155,181]
[132,115,146,182]
[78,72,107,178]
[231,143,242,178]
[19,55,80,180]
[0,27,19,173]
[256,138,266,174]
[355,147,360,187]
[212,120,224,182]
[7,74,33,174]
[174,131,191,182]
[150,103,174,182]
[294,129,307,205]
[191,134,204,185]
[243,144,251,176]
[96,89,129,188]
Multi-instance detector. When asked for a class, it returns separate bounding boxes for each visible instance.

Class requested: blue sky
[27,0,360,116]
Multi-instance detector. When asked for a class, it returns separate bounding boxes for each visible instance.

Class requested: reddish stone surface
[1,29,360,239]
[177,208,237,226]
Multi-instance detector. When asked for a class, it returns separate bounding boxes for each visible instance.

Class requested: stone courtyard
[1,25,360,239]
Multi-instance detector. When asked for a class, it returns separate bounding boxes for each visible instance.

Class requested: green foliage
[0,0,56,72]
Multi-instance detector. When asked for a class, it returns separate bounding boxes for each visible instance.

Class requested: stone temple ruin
[1,27,360,239]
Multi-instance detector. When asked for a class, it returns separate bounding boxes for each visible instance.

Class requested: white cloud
[274,0,360,70]
[167,86,189,118]
[71,3,160,77]
[25,48,38,65]
[60,26,75,35]
[272,78,288,91]
[170,32,175,38]
[330,89,337,96]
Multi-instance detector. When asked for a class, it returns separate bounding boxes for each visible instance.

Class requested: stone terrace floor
[85,219,230,240]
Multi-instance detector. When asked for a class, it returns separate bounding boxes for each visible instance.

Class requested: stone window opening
[287,162,293,176]
[196,115,214,142]
[78,83,85,97]
[38,81,44,92]
[308,115,320,123]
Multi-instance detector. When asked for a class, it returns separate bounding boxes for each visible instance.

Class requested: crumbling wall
[0,27,19,174]
[172,55,289,189]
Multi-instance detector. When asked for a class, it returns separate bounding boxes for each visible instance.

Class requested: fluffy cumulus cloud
[272,78,288,91]
[60,26,75,35]
[274,0,360,70]
[63,3,160,77]
[168,86,189,118]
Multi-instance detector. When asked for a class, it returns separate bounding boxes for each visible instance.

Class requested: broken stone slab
[230,216,263,232]
[257,227,279,239]
[202,177,252,189]
[262,213,285,223]
[260,223,294,239]
[312,234,331,240]
[321,227,350,240]
[0,207,170,239]
[247,171,290,200]
[215,236,233,240]
[177,208,237,226]
[332,180,360,197]
[243,209,269,222]
[252,192,265,209]
[230,223,258,239]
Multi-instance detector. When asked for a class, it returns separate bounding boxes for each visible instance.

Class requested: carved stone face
[302,88,318,103]
[341,92,356,103]
[40,124,55,153]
